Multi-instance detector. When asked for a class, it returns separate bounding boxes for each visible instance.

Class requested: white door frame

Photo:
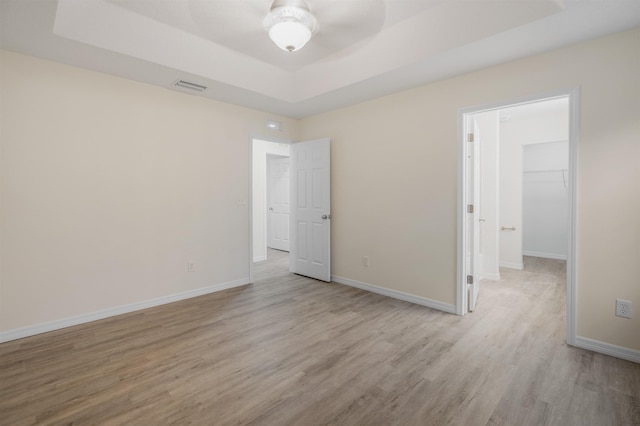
[249,135,294,284]
[456,88,579,347]
[467,116,482,312]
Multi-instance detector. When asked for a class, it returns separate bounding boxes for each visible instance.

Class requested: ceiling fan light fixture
[268,21,311,52]
[264,0,317,52]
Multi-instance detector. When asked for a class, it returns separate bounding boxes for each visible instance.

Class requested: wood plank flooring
[1,250,639,425]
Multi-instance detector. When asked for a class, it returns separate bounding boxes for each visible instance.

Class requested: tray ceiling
[1,0,639,118]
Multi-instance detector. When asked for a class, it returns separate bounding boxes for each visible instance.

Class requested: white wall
[252,140,290,262]
[300,29,640,352]
[0,50,299,337]
[475,111,500,280]
[523,141,569,259]
[499,100,569,269]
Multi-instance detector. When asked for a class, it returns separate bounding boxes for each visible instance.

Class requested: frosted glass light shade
[269,21,312,52]
[264,0,317,52]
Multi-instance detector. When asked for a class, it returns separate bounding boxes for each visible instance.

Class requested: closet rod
[523,168,567,174]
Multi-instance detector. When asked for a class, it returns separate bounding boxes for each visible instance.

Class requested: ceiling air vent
[173,80,207,92]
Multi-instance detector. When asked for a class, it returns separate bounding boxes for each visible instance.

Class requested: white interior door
[290,138,331,282]
[468,118,481,311]
[267,156,290,252]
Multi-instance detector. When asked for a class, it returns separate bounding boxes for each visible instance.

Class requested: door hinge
[467,204,474,214]
[467,275,474,285]
[468,133,474,142]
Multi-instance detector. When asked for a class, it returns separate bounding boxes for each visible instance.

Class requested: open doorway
[457,90,578,345]
[472,98,570,278]
[251,138,291,280]
[251,137,332,284]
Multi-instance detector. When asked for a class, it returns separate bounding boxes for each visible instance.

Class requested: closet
[522,141,569,260]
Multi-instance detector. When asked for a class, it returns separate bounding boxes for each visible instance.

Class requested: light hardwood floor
[1,250,638,425]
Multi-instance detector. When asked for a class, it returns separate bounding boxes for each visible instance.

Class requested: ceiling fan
[187,0,386,55]
[107,0,387,61]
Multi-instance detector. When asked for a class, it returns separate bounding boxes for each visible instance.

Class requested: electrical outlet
[187,262,196,273]
[362,256,369,267]
[615,299,632,319]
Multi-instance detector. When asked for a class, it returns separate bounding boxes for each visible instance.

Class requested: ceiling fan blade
[188,0,269,41]
[310,0,385,51]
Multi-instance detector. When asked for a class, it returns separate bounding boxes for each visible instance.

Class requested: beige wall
[300,29,640,351]
[0,50,298,332]
[1,29,638,353]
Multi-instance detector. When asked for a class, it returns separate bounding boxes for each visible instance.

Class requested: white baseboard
[253,255,267,262]
[500,261,524,270]
[481,272,501,281]
[0,278,250,343]
[331,275,456,314]
[523,250,567,260]
[574,336,640,364]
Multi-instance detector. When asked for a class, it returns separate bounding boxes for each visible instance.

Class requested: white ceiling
[1,0,639,118]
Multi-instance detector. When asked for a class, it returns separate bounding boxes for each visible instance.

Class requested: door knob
[322,214,331,220]
[269,207,273,211]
